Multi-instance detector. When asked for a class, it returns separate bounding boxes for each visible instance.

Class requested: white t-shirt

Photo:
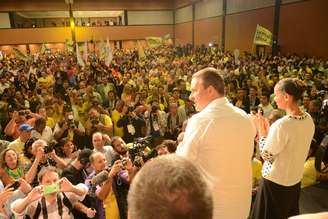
[261,113,315,186]
[177,97,256,219]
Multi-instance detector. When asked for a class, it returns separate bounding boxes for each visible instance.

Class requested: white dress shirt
[177,97,256,219]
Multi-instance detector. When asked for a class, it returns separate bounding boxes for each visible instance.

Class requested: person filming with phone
[11,166,88,219]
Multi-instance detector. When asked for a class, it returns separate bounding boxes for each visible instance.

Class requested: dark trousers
[251,178,301,219]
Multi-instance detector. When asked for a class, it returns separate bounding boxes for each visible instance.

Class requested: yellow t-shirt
[301,157,318,188]
[46,117,56,129]
[104,191,120,219]
[37,75,55,88]
[111,110,124,137]
[252,158,262,187]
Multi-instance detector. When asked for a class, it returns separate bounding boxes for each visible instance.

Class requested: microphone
[320,135,328,148]
[91,170,109,186]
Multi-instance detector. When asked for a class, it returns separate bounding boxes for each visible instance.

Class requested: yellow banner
[253,24,272,46]
[146,37,163,48]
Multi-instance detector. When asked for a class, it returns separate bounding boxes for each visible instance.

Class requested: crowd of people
[0,44,327,219]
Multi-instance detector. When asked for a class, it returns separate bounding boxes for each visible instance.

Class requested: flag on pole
[13,48,29,61]
[137,41,146,60]
[253,24,273,46]
[146,37,163,48]
[83,41,88,62]
[76,43,85,67]
[105,38,113,67]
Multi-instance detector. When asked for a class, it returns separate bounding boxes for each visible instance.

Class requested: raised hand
[27,186,43,202]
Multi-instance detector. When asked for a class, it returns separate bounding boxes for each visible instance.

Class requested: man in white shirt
[177,67,256,219]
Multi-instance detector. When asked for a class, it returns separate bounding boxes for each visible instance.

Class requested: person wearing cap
[7,124,33,155]
[61,149,95,219]
[4,110,34,140]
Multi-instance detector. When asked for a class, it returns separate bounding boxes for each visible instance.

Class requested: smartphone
[43,183,60,195]
[9,181,20,190]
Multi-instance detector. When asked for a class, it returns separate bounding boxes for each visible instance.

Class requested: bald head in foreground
[128,154,213,219]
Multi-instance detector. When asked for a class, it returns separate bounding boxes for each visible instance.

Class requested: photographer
[85,108,113,139]
[0,178,32,218]
[53,109,85,150]
[11,166,88,219]
[85,152,121,219]
[96,151,133,219]
[144,101,166,140]
[62,149,95,219]
[25,139,67,187]
[31,117,54,144]
[4,110,34,140]
[117,105,146,144]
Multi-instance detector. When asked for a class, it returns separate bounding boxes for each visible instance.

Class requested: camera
[44,145,54,154]
[128,136,157,167]
[128,106,134,113]
[43,182,60,195]
[151,105,158,114]
[258,107,264,116]
[91,117,99,125]
[9,181,20,190]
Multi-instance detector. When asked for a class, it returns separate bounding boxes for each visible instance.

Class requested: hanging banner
[253,24,272,47]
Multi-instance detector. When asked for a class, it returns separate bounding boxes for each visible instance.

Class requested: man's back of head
[128,154,213,219]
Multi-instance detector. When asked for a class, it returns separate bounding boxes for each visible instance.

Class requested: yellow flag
[253,24,272,46]
[137,41,146,60]
[146,37,163,48]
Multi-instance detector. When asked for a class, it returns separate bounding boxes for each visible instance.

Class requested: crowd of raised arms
[0,44,326,219]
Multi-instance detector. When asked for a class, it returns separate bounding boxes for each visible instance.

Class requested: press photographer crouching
[11,166,88,219]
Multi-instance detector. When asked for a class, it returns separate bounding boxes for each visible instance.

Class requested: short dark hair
[276,78,307,102]
[193,67,225,95]
[128,154,213,219]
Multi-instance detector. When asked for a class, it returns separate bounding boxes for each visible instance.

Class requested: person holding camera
[61,149,96,219]
[0,178,32,218]
[144,101,167,140]
[25,139,67,187]
[85,108,113,141]
[85,152,121,219]
[31,117,54,144]
[11,166,88,219]
[53,109,86,150]
[117,105,146,144]
[4,110,34,140]
[96,152,133,219]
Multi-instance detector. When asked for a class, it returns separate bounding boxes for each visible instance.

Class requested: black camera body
[129,136,156,167]
[91,117,99,125]
[67,119,76,129]
[44,145,54,154]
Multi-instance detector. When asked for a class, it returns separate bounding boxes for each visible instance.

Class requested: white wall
[127,11,173,25]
